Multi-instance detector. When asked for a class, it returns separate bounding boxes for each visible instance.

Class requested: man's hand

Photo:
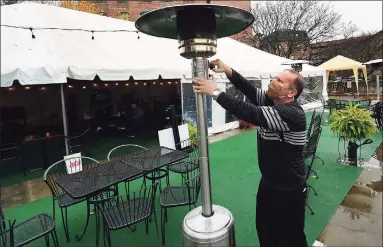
[192,77,217,96]
[210,59,232,78]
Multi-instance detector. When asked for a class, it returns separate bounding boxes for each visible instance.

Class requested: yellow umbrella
[319,55,368,95]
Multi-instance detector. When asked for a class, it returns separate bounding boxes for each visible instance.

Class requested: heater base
[182,205,236,247]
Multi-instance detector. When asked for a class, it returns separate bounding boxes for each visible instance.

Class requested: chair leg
[51,229,60,247]
[60,207,70,242]
[52,198,56,220]
[160,207,166,246]
[44,234,50,247]
[75,201,91,241]
[164,208,168,223]
[315,155,325,166]
[307,184,318,196]
[105,227,112,247]
[145,219,149,235]
[306,204,315,215]
[152,208,160,239]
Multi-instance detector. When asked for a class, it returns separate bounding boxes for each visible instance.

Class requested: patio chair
[306,110,317,141]
[43,156,117,243]
[68,127,90,154]
[306,114,324,168]
[160,164,200,246]
[303,127,322,215]
[107,144,148,194]
[93,181,159,247]
[371,101,382,130]
[167,139,199,186]
[0,201,59,247]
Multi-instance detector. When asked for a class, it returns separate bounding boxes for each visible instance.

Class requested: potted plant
[329,103,377,166]
[187,122,198,151]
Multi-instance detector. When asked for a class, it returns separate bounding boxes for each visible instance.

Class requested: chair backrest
[183,166,201,205]
[312,115,322,134]
[107,144,147,161]
[306,110,317,140]
[93,180,159,228]
[43,156,100,198]
[177,139,199,162]
[304,127,322,159]
[0,201,15,247]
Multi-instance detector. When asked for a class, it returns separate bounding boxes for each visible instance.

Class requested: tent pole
[60,84,70,155]
[377,75,380,101]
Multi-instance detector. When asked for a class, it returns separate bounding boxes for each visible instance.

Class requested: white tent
[1,3,327,138]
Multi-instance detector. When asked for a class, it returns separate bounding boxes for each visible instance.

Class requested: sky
[330,1,382,34]
[252,1,383,34]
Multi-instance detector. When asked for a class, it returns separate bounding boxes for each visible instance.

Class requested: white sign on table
[158,123,191,153]
[64,152,83,174]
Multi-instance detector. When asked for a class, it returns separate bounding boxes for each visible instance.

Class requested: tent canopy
[319,55,368,94]
[1,3,325,88]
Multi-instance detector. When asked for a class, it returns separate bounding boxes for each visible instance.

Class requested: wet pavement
[317,147,383,247]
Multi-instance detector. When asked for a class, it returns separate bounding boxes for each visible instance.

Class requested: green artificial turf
[5,116,381,246]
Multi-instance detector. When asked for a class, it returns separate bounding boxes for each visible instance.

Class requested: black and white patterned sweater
[216,69,307,191]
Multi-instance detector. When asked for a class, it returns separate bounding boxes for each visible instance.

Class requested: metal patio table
[55,146,188,246]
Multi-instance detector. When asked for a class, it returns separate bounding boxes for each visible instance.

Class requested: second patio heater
[135,4,254,247]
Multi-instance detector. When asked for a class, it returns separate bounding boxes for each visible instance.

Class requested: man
[129,102,144,137]
[192,59,308,247]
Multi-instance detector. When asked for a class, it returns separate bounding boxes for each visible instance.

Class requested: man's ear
[288,89,298,98]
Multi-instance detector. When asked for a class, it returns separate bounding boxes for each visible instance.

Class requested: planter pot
[347,141,358,166]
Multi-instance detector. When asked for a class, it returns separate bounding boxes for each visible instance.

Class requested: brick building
[92,0,251,42]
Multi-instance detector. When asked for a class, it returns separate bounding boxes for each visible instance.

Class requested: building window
[118,11,130,20]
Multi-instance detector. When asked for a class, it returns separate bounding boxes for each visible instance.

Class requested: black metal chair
[43,156,108,242]
[167,139,199,186]
[160,163,200,246]
[306,114,324,172]
[93,181,159,247]
[303,126,322,215]
[306,110,317,141]
[371,101,383,130]
[68,127,90,154]
[0,201,59,247]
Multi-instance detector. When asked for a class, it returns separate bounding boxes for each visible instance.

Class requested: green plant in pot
[188,122,198,149]
[329,103,377,166]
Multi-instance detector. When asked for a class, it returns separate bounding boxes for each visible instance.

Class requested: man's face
[267,71,297,99]
[131,104,136,108]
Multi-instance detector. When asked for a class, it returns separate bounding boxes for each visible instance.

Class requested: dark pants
[256,180,308,247]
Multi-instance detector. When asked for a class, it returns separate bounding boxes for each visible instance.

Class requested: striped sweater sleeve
[216,93,295,132]
[229,69,274,106]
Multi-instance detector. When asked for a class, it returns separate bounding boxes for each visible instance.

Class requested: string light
[144,82,147,85]
[115,83,119,86]
[82,86,87,89]
[104,83,109,87]
[160,82,163,86]
[40,86,47,91]
[153,82,156,85]
[68,85,73,88]
[8,87,15,91]
[25,86,31,90]
[125,83,129,86]
[93,83,98,87]
[1,25,139,40]
[168,81,172,84]
[135,82,138,85]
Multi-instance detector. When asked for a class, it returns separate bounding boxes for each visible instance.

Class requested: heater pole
[192,57,213,217]
[60,84,70,155]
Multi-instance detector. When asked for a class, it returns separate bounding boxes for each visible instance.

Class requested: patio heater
[363,59,383,101]
[281,60,311,72]
[135,4,254,247]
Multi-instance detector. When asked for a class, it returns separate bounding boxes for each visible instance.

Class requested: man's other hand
[209,59,232,77]
[192,77,217,96]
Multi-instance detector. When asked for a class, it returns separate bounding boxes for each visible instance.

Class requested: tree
[58,0,103,15]
[240,1,342,59]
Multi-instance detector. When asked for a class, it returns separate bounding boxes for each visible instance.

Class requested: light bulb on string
[30,27,35,39]
[135,82,138,85]
[144,82,147,86]
[125,83,129,86]
[25,86,31,90]
[8,87,15,91]
[153,82,156,85]
[82,86,87,89]
[104,83,109,87]
[115,83,119,86]
[168,81,172,84]
[41,86,46,91]
[68,85,73,88]
[160,82,163,86]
